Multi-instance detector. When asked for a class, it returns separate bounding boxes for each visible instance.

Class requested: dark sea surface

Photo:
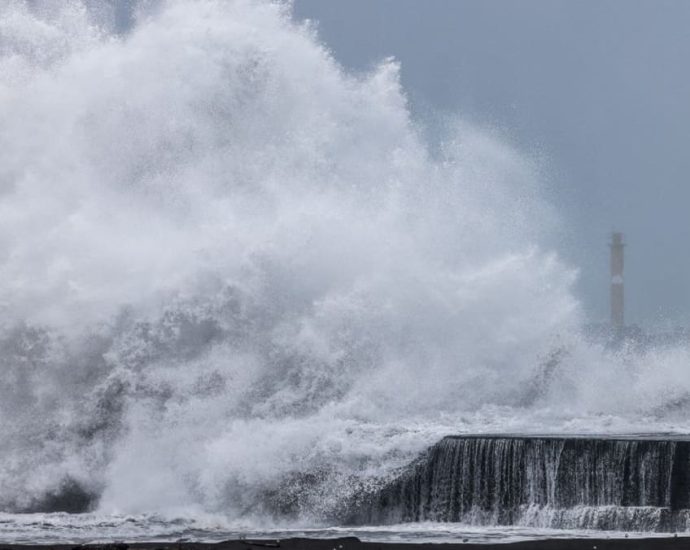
[1,514,690,545]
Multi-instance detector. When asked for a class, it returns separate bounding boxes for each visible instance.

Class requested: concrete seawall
[350,434,690,532]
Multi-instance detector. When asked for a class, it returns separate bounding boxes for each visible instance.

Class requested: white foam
[0,0,688,530]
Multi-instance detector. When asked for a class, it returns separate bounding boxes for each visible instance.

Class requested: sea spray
[0,0,689,527]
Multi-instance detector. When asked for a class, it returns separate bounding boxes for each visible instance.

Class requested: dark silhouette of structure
[584,231,689,348]
[610,232,625,329]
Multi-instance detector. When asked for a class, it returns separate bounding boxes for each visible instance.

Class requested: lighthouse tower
[610,232,625,329]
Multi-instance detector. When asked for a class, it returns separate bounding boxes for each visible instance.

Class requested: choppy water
[1,0,690,540]
[1,513,688,545]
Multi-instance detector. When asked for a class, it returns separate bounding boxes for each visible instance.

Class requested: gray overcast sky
[293,0,690,327]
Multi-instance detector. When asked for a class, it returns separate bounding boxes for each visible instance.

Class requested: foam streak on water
[0,0,690,541]
[0,514,688,545]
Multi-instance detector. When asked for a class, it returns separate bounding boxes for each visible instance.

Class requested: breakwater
[351,435,690,531]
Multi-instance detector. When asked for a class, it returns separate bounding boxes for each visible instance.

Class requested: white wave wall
[0,0,687,526]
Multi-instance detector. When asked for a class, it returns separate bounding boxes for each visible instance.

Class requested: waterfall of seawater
[1,0,690,534]
[352,436,690,532]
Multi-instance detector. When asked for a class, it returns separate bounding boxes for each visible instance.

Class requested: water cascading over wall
[351,435,690,531]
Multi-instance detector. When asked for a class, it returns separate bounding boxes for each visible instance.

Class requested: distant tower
[610,232,625,328]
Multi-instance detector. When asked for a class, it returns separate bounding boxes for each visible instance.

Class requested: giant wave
[0,0,689,532]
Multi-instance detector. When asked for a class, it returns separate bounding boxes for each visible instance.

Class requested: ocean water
[0,513,688,545]
[1,0,690,543]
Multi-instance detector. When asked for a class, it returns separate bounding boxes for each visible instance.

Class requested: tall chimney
[610,232,624,328]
